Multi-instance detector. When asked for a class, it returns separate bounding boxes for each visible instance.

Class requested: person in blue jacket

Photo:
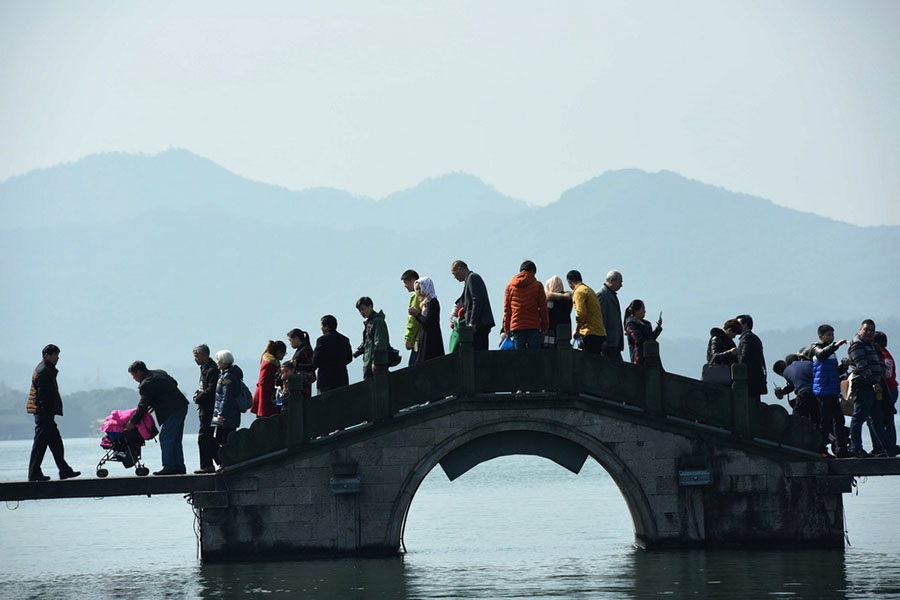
[212,349,243,466]
[811,324,850,457]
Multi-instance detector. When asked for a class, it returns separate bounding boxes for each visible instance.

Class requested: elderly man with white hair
[597,270,624,360]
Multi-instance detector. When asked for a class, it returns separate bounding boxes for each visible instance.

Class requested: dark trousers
[606,347,623,361]
[473,327,492,351]
[215,425,237,463]
[197,400,217,469]
[884,387,898,451]
[817,394,848,453]
[512,329,541,349]
[29,414,72,479]
[792,390,820,426]
[850,385,888,454]
[582,335,606,355]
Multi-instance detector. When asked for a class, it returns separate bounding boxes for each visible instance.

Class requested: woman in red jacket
[251,340,287,418]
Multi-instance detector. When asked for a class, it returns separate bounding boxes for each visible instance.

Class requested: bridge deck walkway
[1,457,898,503]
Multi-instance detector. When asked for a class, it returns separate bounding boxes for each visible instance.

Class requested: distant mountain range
[0,149,528,232]
[1,149,898,397]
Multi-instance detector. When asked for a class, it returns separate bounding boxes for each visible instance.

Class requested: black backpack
[387,346,402,368]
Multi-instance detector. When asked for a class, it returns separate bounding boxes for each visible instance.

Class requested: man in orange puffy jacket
[503,260,549,350]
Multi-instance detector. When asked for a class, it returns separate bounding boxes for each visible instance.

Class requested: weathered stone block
[274,486,313,505]
[716,455,752,476]
[784,461,828,478]
[349,446,384,466]
[362,483,399,503]
[398,427,437,446]
[654,475,679,496]
[361,465,402,485]
[219,475,259,491]
[597,421,639,442]
[382,446,421,465]
[230,488,275,506]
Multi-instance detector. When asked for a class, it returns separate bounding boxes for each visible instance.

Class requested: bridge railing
[220,324,820,466]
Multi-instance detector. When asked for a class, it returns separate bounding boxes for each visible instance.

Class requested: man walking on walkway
[451,260,495,351]
[27,344,80,481]
[503,260,548,349]
[597,270,624,359]
[192,344,219,474]
[126,361,189,475]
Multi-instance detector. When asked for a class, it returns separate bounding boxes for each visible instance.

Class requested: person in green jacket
[354,296,390,380]
[401,269,421,366]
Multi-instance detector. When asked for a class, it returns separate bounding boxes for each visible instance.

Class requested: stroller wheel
[96,468,109,478]
[135,466,150,477]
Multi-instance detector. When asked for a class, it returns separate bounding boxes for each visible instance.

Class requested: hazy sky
[2,1,899,226]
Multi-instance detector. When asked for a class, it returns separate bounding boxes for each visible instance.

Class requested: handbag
[840,379,853,416]
[701,363,731,385]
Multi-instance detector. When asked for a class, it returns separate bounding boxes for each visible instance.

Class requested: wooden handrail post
[555,323,573,394]
[458,324,476,397]
[730,363,751,438]
[643,340,663,414]
[371,348,391,422]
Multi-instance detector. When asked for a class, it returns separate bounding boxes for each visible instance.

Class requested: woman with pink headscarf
[407,276,445,363]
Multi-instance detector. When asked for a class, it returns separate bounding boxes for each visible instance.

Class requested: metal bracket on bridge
[678,469,711,486]
[329,477,361,495]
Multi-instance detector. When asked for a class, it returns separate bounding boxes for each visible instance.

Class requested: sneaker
[60,470,81,480]
[193,467,215,474]
[153,468,187,476]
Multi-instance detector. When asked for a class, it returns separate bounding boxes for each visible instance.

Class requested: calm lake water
[1,437,899,599]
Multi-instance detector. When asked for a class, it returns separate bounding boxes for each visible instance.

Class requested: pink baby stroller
[96,408,158,477]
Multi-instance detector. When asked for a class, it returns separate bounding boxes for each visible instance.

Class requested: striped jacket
[848,334,881,385]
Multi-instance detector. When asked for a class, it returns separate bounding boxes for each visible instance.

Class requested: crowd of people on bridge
[25,260,897,480]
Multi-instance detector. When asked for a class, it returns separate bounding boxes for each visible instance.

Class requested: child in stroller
[96,408,158,477]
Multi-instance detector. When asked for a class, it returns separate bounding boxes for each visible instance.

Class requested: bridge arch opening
[391,423,658,552]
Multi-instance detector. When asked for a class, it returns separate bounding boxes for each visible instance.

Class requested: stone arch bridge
[191,327,852,561]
